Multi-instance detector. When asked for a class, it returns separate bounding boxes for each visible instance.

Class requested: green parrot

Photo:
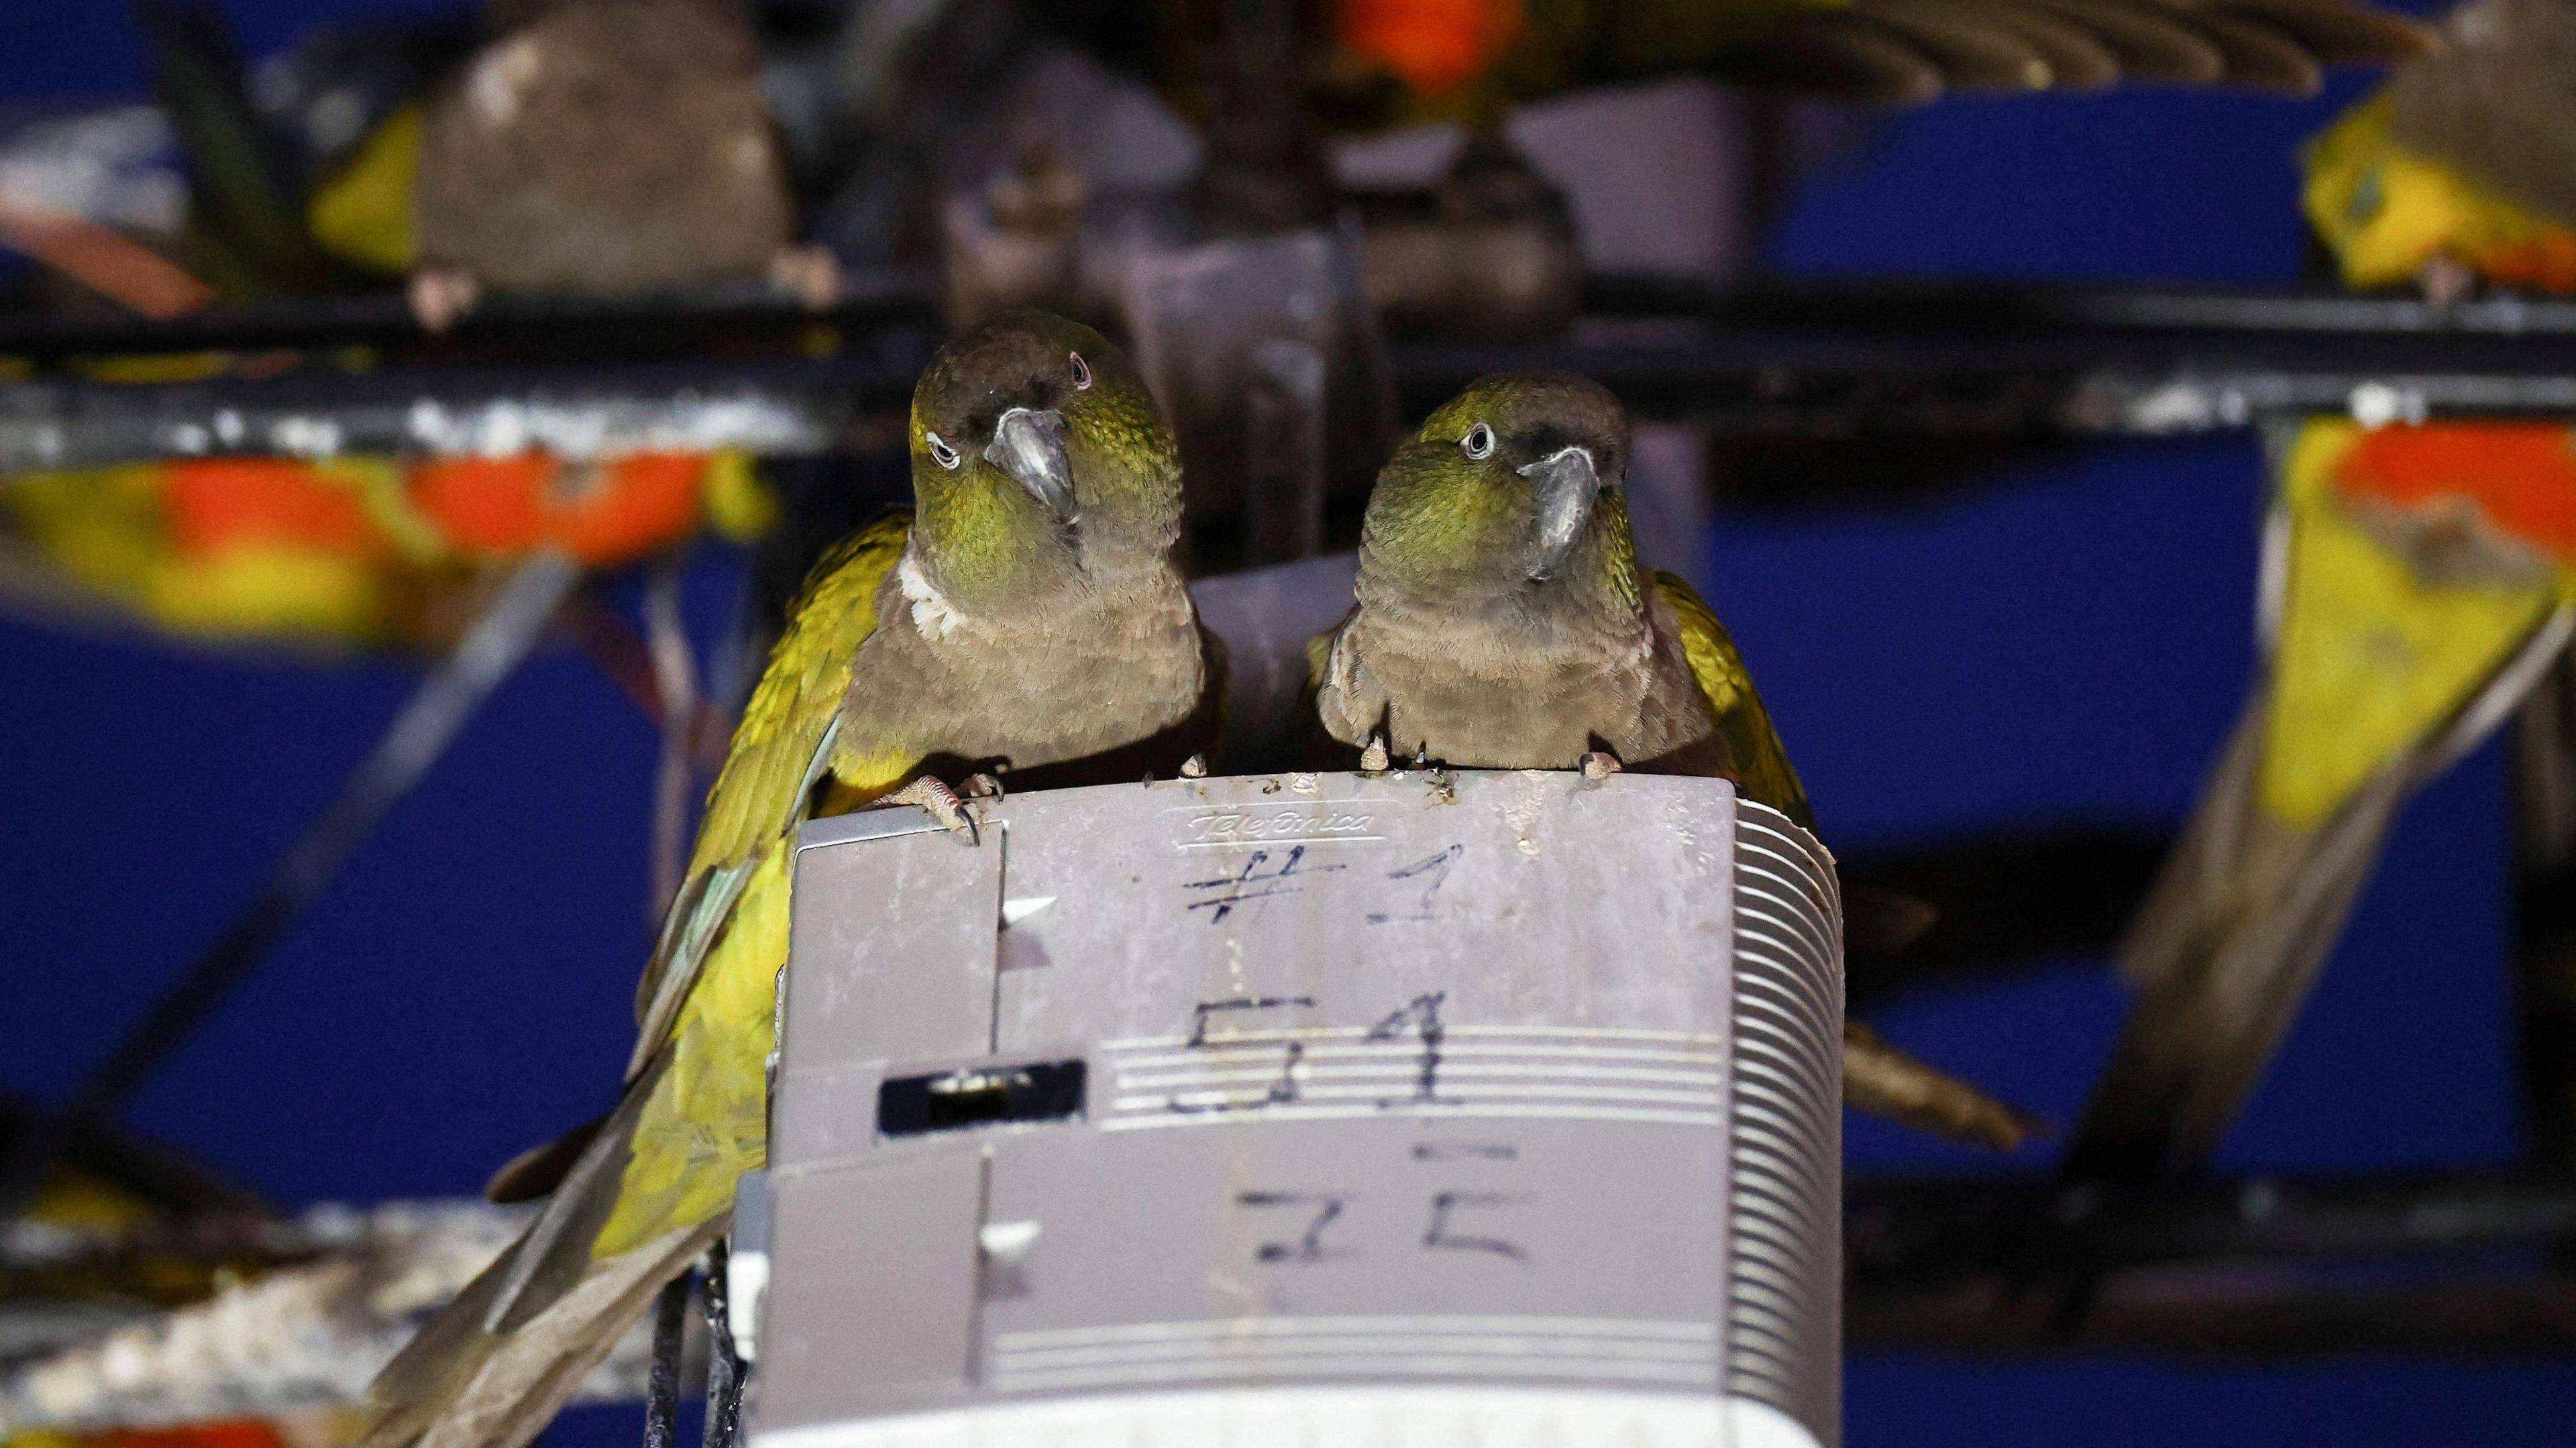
[357,311,1217,1448]
[1309,370,2033,1150]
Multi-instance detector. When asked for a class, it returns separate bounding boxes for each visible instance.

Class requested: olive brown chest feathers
[411,0,796,311]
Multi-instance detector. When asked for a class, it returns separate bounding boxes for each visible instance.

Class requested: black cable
[701,1239,746,1448]
[643,1272,692,1448]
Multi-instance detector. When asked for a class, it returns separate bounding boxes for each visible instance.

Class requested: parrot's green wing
[1652,570,1813,829]
[1650,581,2033,1146]
[1302,624,1337,691]
[627,512,910,1074]
[465,512,910,1338]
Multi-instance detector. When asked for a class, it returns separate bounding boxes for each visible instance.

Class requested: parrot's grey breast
[417,0,792,293]
[2388,0,2576,229]
[1317,596,1719,771]
[844,564,1210,776]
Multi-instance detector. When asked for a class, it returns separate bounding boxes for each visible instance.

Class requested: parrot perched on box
[309,0,833,330]
[356,311,1218,1448]
[2065,0,2576,1183]
[1308,370,2037,1151]
[1327,0,2438,113]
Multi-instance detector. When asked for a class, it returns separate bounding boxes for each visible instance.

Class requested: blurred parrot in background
[2069,421,2575,1180]
[356,312,1220,1448]
[1,449,772,651]
[1309,370,2037,1151]
[2302,0,2576,298]
[309,0,833,329]
[2067,0,2576,1182]
[1327,0,2440,113]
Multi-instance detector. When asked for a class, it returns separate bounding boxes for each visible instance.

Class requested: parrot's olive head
[1361,370,1639,608]
[908,311,1181,602]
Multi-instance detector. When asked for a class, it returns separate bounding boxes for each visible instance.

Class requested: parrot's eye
[925,431,962,469]
[1462,423,1496,459]
[1069,351,1093,390]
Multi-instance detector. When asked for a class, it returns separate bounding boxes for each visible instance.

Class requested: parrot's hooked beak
[986,406,1077,522]
[1521,445,1601,581]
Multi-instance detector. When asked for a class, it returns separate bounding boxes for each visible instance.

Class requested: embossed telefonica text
[1177,803,1381,848]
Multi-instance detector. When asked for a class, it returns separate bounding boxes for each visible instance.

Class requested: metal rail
[10,276,2576,469]
[1847,1168,2576,1354]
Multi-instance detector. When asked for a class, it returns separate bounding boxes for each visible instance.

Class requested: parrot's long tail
[2061,705,2408,1184]
[358,1050,721,1448]
[2068,606,2573,1184]
[1841,1019,2043,1152]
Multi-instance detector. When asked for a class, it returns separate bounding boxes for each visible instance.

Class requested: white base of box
[755,1387,1819,1448]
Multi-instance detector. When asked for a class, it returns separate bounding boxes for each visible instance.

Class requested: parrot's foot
[1179,754,1208,779]
[408,268,481,333]
[769,246,843,309]
[883,775,979,843]
[1579,750,1622,782]
[2418,254,2479,311]
[1358,735,1391,773]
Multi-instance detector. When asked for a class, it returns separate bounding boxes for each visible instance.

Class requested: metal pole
[0,550,582,1218]
[642,1272,692,1448]
[2514,649,2576,1168]
[701,1239,747,1448]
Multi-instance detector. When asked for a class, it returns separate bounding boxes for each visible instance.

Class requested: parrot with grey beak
[1311,370,2035,1150]
[356,311,1217,1448]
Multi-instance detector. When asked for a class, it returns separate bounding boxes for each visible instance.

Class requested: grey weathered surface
[758,771,1841,1447]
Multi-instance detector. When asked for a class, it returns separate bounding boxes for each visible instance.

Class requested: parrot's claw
[1358,736,1391,774]
[769,246,843,310]
[883,775,979,844]
[1179,754,1208,779]
[2418,254,2479,311]
[408,268,481,333]
[1579,750,1622,782]
[961,772,1004,801]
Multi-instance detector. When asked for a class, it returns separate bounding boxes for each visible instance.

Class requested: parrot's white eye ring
[1462,423,1496,459]
[926,432,962,469]
[1070,351,1093,390]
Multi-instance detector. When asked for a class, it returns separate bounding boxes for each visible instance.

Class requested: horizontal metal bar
[1851,1272,2576,1356]
[11,276,2576,468]
[1847,1169,2576,1286]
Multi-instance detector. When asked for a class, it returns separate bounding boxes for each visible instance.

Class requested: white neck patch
[470,34,543,132]
[897,551,967,640]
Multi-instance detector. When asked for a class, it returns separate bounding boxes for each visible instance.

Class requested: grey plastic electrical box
[743,769,1841,1448]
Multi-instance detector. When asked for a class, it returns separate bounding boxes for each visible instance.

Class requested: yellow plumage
[309,104,423,275]
[680,514,912,881]
[1652,570,1813,826]
[2256,420,2571,828]
[598,513,912,1256]
[2304,91,2576,292]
